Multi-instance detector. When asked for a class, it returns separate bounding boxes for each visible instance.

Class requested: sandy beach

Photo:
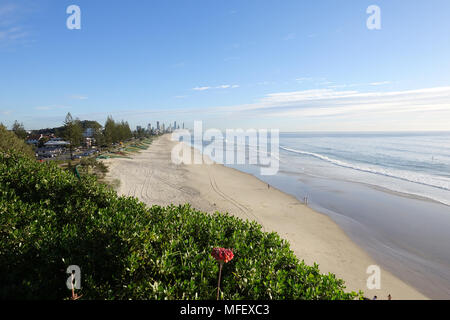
[103,134,428,299]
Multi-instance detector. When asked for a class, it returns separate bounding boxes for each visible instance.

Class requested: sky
[0,0,450,131]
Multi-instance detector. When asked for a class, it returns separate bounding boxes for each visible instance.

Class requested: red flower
[211,248,234,263]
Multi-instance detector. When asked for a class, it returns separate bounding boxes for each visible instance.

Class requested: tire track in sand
[207,168,264,228]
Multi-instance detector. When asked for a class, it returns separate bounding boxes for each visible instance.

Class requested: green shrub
[0,152,360,300]
[0,124,34,159]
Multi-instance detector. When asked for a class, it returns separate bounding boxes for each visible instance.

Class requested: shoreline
[286,168,449,207]
[103,135,428,299]
[238,165,450,299]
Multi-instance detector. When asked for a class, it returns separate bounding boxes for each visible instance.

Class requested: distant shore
[103,134,427,300]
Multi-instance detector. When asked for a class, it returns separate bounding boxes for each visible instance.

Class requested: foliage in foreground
[0,152,361,300]
[0,124,34,159]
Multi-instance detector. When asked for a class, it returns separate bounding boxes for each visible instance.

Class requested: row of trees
[8,114,148,152]
[63,113,134,150]
[101,116,133,145]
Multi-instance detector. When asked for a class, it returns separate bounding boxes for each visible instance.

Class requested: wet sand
[275,173,450,299]
[230,160,450,299]
[103,135,428,299]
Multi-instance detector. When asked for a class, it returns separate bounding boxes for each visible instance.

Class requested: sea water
[277,132,450,206]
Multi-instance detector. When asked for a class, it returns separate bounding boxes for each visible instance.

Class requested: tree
[63,113,83,159]
[134,126,147,139]
[38,136,50,148]
[118,120,132,141]
[0,124,34,158]
[11,121,27,140]
[103,116,132,145]
[103,116,116,145]
[93,127,106,148]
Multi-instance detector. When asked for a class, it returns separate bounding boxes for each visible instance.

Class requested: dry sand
[103,134,428,300]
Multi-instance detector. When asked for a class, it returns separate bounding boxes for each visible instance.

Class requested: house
[36,146,64,158]
[26,134,43,146]
[44,138,70,147]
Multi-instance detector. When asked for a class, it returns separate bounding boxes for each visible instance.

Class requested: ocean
[277,132,450,206]
[184,131,450,298]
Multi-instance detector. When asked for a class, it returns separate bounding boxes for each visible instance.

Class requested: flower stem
[216,262,223,300]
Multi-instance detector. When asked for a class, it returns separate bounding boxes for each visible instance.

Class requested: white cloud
[327,81,392,88]
[295,77,328,84]
[193,86,212,91]
[327,84,349,88]
[50,86,450,132]
[0,3,32,47]
[0,26,28,42]
[160,86,448,130]
[193,84,239,91]
[70,95,89,100]
[232,86,450,122]
[370,81,392,86]
[295,77,314,82]
[295,78,392,89]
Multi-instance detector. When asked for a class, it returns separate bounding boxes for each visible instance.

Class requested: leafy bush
[0,124,34,159]
[78,157,108,177]
[0,152,360,300]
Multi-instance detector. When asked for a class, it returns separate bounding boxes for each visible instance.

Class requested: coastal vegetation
[0,124,34,159]
[0,144,361,300]
[62,113,83,159]
[11,121,28,140]
[102,116,134,146]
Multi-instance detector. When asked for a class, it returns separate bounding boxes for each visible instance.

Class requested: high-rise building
[174,121,177,130]
[182,122,184,129]
[157,121,160,130]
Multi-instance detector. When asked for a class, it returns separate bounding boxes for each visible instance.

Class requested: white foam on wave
[280,146,450,192]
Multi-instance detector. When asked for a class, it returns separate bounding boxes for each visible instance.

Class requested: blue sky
[1,0,450,131]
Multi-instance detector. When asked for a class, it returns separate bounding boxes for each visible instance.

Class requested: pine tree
[63,113,83,159]
[11,120,27,140]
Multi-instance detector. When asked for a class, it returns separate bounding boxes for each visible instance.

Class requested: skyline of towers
[138,121,186,133]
